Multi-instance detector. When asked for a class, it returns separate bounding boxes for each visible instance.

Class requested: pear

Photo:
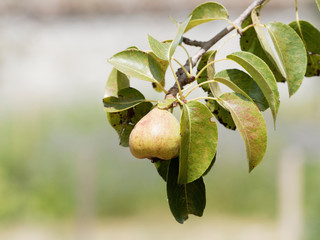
[129,107,180,160]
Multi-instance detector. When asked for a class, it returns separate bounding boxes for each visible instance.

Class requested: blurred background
[0,0,319,239]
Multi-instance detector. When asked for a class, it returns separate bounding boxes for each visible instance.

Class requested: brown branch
[182,37,205,47]
[167,0,268,98]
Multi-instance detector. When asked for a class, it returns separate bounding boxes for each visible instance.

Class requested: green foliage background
[1,98,320,229]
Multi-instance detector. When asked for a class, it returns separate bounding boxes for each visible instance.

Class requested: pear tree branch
[167,0,268,98]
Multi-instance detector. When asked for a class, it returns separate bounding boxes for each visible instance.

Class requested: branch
[167,0,268,97]
[182,37,205,47]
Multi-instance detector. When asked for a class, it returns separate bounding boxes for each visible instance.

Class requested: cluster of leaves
[103,1,320,223]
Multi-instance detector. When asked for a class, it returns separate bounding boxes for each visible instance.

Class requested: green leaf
[214,77,253,103]
[227,51,280,125]
[147,51,169,92]
[207,50,217,80]
[169,16,192,58]
[148,35,171,61]
[316,0,320,11]
[126,46,139,50]
[170,16,178,27]
[197,51,215,92]
[305,54,320,77]
[104,68,130,98]
[219,93,267,172]
[289,21,320,53]
[157,98,176,109]
[105,68,132,146]
[203,152,217,176]
[215,69,269,111]
[167,158,206,224]
[154,160,171,181]
[185,2,228,33]
[179,101,218,184]
[240,14,286,83]
[289,20,320,77]
[251,9,286,79]
[206,95,236,130]
[108,102,153,147]
[108,49,164,84]
[103,87,145,112]
[107,111,133,147]
[266,22,307,97]
[207,51,223,99]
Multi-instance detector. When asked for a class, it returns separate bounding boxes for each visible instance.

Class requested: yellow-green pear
[129,107,180,160]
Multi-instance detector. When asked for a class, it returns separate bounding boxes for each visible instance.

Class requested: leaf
[167,158,206,224]
[305,54,320,77]
[207,50,217,80]
[215,69,269,111]
[219,93,267,172]
[105,68,132,146]
[289,21,320,53]
[316,0,320,11]
[289,20,320,77]
[147,51,169,92]
[184,2,228,33]
[240,14,286,83]
[179,101,218,184]
[169,16,192,58]
[227,51,280,125]
[108,49,165,84]
[170,16,178,27]
[197,51,215,92]
[207,51,223,99]
[206,96,236,130]
[104,68,130,98]
[251,8,286,79]
[107,111,134,147]
[148,35,171,61]
[266,22,307,97]
[103,87,145,112]
[157,97,176,109]
[214,77,253,103]
[203,152,217,176]
[154,160,171,181]
[108,102,153,147]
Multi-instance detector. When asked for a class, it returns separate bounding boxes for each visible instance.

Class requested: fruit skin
[129,107,181,160]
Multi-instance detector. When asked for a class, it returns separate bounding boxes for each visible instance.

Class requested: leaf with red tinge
[227,51,280,126]
[206,96,236,130]
[219,92,267,172]
[179,101,218,184]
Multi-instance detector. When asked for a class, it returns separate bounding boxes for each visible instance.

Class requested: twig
[167,0,268,98]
